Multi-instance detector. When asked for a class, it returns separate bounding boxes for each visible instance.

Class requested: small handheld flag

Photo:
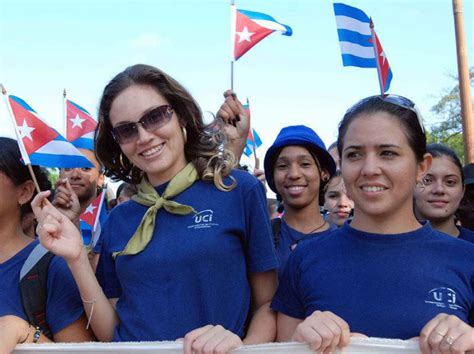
[66,99,97,150]
[6,95,94,168]
[80,189,107,247]
[243,128,262,157]
[232,7,292,61]
[333,3,393,93]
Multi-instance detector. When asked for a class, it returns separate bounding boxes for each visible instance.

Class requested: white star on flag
[379,51,386,65]
[85,204,97,214]
[236,26,254,43]
[18,120,35,141]
[70,113,86,129]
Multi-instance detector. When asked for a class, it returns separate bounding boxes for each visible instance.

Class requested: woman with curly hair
[32,64,278,353]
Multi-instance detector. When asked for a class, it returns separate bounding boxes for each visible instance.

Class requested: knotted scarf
[112,162,198,258]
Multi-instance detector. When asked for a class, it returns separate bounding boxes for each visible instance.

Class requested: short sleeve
[45,257,84,334]
[243,180,278,273]
[271,251,306,319]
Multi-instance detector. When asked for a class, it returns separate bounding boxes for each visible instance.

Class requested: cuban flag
[242,99,262,157]
[8,95,94,168]
[243,128,263,157]
[232,7,292,61]
[80,189,107,247]
[66,99,97,150]
[333,3,393,92]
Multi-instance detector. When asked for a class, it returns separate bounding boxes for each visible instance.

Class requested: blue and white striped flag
[333,3,376,68]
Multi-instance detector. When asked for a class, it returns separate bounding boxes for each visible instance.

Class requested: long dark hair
[0,137,51,218]
[337,96,426,163]
[95,64,235,190]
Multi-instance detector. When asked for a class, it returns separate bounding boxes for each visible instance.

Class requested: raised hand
[31,191,84,263]
[419,313,474,354]
[217,90,250,162]
[52,178,82,225]
[292,310,353,353]
[183,324,243,354]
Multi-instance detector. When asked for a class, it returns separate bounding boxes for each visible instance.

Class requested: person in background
[458,163,474,231]
[54,148,105,219]
[115,182,138,205]
[263,125,337,274]
[414,143,474,242]
[0,137,94,352]
[32,64,278,353]
[327,141,340,170]
[323,171,354,227]
[272,95,474,354]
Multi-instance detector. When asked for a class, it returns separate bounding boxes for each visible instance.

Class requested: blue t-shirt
[96,170,278,341]
[0,240,84,335]
[459,226,474,244]
[276,219,336,276]
[271,223,474,339]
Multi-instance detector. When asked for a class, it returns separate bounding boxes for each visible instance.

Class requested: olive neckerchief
[112,162,198,258]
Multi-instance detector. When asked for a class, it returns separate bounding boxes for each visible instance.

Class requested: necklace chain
[306,219,327,234]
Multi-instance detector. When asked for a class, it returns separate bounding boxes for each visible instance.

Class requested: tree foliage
[427,68,473,163]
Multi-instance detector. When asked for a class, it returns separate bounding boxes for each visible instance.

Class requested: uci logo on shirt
[187,209,218,230]
[424,287,462,311]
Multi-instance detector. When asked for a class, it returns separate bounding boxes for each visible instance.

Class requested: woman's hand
[183,325,243,354]
[292,310,352,353]
[31,191,84,263]
[0,315,30,354]
[419,313,474,354]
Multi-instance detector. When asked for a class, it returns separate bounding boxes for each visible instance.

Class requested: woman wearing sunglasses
[271,95,474,354]
[414,143,474,243]
[32,64,278,353]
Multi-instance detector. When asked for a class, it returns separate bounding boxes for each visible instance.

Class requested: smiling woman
[414,143,474,242]
[263,125,336,275]
[31,64,278,354]
[271,95,474,354]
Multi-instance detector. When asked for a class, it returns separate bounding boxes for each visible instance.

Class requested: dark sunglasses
[111,105,173,144]
[377,94,425,133]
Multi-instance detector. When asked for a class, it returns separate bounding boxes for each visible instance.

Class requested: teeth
[362,186,385,192]
[142,144,163,157]
[288,186,305,191]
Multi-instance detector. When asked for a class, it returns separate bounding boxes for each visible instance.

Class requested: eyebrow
[343,144,401,151]
[115,105,161,125]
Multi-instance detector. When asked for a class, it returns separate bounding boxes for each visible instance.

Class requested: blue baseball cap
[264,125,336,194]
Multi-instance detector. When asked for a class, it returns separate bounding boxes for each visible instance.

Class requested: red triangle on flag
[234,11,273,60]
[9,98,59,154]
[80,192,103,227]
[66,100,97,141]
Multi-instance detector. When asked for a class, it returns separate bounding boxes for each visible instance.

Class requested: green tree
[428,68,473,163]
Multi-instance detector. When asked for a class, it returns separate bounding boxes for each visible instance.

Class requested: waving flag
[333,3,393,92]
[232,7,292,61]
[80,189,107,247]
[66,99,97,150]
[243,128,262,157]
[7,95,93,168]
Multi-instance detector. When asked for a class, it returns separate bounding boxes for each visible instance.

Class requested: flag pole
[230,0,236,90]
[1,84,42,193]
[63,88,67,137]
[452,0,474,163]
[369,18,384,96]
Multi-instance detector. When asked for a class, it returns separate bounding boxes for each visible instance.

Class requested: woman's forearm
[67,248,119,341]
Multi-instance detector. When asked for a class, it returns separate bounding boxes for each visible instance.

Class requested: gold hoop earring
[182,126,187,144]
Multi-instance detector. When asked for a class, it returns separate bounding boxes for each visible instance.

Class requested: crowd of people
[1,63,473,354]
